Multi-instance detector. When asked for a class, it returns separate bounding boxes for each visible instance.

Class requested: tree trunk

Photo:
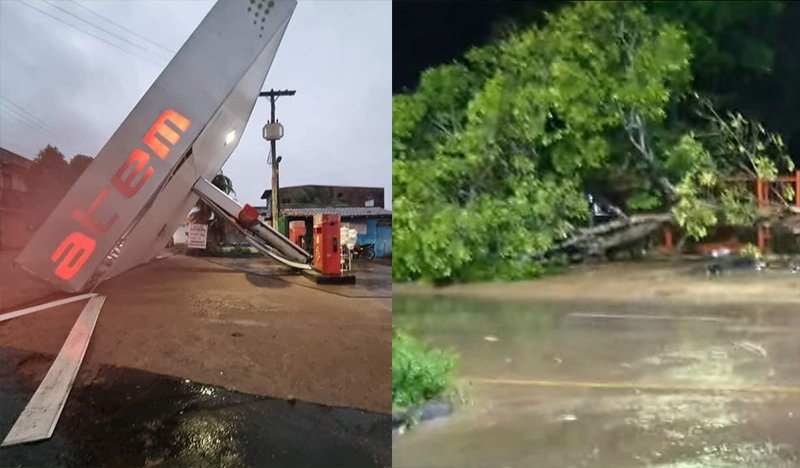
[548,213,672,256]
[545,203,800,261]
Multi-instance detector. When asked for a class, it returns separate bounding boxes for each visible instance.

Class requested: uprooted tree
[392,1,797,283]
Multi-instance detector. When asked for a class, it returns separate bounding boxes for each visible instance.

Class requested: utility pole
[260,88,295,228]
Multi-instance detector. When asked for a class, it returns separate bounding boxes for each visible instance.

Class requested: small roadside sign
[188,223,208,249]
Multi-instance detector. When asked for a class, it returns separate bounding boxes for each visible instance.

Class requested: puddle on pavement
[393,295,800,468]
[0,346,390,468]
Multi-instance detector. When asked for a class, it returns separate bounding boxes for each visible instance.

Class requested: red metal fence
[661,171,800,254]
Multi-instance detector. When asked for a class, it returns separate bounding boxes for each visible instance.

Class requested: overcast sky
[0,0,391,208]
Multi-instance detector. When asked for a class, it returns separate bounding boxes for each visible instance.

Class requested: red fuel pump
[313,214,341,275]
[288,220,307,250]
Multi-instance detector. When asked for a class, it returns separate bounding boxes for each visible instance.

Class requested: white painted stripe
[570,312,731,323]
[2,295,106,446]
[0,293,97,323]
[726,325,797,333]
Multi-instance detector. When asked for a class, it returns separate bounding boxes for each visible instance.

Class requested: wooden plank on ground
[0,293,97,323]
[1,295,106,446]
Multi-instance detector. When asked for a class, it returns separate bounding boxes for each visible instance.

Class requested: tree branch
[547,213,672,255]
[620,107,679,202]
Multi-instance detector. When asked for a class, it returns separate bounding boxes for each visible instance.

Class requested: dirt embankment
[393,260,800,307]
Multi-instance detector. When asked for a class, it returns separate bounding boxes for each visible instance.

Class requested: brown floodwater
[393,271,800,468]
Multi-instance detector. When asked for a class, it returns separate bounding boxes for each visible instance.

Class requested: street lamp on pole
[260,88,295,228]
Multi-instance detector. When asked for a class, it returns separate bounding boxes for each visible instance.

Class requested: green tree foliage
[68,154,93,181]
[643,2,800,171]
[190,172,235,250]
[669,95,794,239]
[468,1,783,107]
[394,2,691,282]
[644,1,783,80]
[392,328,457,409]
[25,145,69,198]
[24,146,94,227]
[393,1,794,283]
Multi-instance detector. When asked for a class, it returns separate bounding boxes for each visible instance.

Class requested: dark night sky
[392,1,562,93]
[392,1,800,162]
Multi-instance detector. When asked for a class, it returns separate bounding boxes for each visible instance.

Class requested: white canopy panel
[16,0,297,292]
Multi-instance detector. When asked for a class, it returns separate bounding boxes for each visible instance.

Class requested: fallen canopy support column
[2,296,107,446]
[191,178,312,270]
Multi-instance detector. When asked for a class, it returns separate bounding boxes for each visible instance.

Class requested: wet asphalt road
[0,347,390,467]
[393,294,800,468]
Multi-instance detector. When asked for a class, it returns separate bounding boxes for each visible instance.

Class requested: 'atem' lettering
[51,232,96,281]
[71,188,118,235]
[143,110,192,159]
[51,110,191,281]
[111,149,154,198]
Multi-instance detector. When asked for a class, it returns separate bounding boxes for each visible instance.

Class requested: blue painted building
[274,207,392,257]
[356,218,392,258]
[256,185,391,258]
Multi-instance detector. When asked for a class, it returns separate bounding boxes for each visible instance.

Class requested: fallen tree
[546,213,672,257]
[393,1,795,283]
[546,201,800,260]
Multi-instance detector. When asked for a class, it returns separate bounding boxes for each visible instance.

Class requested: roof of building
[255,205,392,219]
[0,148,33,169]
[260,184,383,199]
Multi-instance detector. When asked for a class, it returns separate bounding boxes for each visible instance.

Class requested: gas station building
[258,185,392,257]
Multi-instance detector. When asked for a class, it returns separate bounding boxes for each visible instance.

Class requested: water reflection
[171,414,243,467]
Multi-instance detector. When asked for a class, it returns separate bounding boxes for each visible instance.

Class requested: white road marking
[2,295,106,446]
[201,318,380,328]
[0,293,97,323]
[470,377,800,394]
[726,325,798,333]
[570,312,731,323]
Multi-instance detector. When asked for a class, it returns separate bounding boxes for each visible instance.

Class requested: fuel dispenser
[288,220,307,250]
[340,226,358,272]
[313,214,341,275]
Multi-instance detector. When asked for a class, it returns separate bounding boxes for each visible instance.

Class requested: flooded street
[393,270,800,467]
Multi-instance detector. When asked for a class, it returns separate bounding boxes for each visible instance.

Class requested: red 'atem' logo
[50,110,191,281]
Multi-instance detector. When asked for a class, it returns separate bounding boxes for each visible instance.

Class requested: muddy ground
[0,254,391,413]
[393,259,800,306]
[0,249,60,312]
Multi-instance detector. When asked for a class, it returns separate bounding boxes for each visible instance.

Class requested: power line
[0,107,80,156]
[43,0,172,62]
[0,97,77,156]
[0,96,63,138]
[67,0,177,56]
[0,103,55,138]
[0,107,38,133]
[0,107,58,150]
[14,0,164,69]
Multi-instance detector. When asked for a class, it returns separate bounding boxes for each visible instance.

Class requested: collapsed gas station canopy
[16,0,298,293]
